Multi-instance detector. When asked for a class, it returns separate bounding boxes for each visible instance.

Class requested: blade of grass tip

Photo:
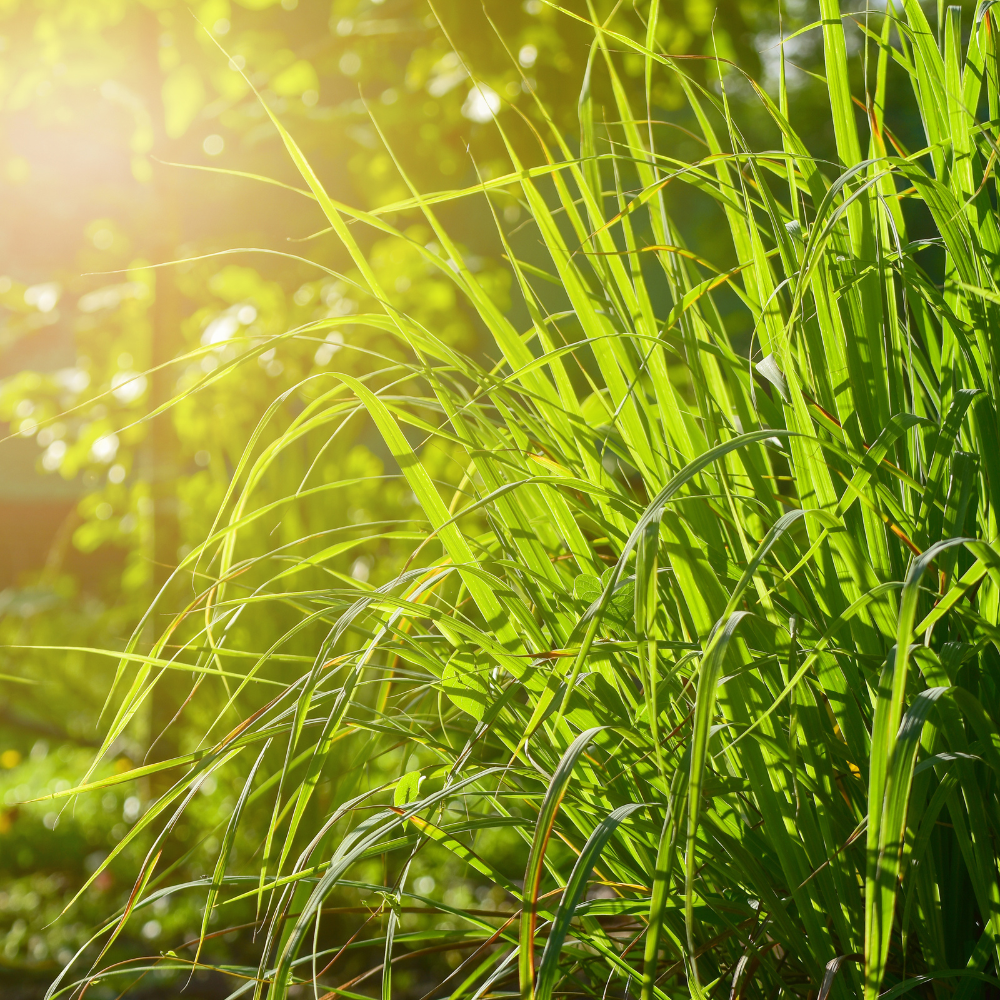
[534,802,645,1000]
[520,727,604,1000]
[155,159,317,199]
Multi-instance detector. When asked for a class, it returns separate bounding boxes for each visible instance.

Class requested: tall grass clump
[41,1,1000,997]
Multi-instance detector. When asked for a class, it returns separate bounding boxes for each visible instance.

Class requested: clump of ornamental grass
[37,1,1000,998]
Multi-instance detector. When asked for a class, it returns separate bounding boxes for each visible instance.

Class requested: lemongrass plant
[40,0,1000,997]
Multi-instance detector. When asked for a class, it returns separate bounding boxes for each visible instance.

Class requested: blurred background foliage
[0,0,891,995]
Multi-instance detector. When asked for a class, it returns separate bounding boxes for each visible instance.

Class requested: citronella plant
[38,0,1000,997]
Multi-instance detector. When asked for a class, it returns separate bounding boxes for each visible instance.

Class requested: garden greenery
[36,0,1000,997]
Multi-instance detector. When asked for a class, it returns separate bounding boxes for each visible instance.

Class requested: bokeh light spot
[339,52,361,76]
[461,84,500,123]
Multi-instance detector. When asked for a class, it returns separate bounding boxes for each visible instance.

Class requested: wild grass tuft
[44,1,1000,997]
